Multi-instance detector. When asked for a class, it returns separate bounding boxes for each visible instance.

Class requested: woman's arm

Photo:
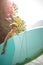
[1,31,11,54]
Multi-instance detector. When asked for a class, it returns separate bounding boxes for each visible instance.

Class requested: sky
[11,0,43,30]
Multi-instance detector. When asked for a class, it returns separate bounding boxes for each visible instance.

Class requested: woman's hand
[1,49,5,55]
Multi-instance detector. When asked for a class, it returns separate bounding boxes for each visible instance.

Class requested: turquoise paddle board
[0,28,43,65]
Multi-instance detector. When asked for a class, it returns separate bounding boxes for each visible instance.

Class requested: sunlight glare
[11,0,43,30]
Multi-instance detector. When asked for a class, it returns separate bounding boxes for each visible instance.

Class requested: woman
[1,23,18,54]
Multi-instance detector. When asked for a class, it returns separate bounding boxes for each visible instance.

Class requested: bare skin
[1,24,18,54]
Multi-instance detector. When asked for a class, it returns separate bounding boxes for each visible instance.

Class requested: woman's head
[9,23,18,32]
